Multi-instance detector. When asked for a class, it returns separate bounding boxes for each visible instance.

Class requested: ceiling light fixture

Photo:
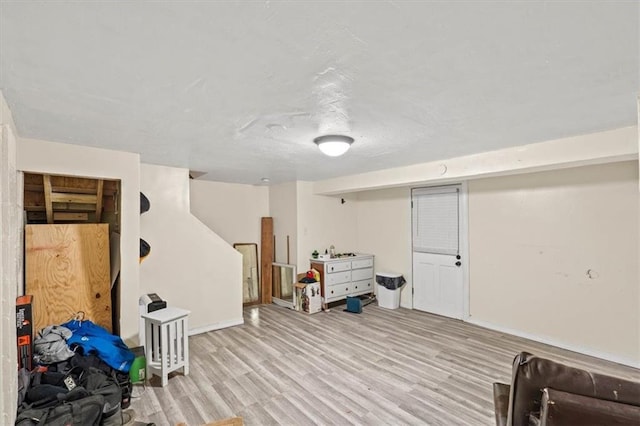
[314,135,354,157]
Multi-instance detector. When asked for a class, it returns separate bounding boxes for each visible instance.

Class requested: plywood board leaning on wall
[25,224,112,333]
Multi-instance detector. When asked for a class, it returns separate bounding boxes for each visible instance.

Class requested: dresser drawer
[326,280,373,300]
[325,271,351,285]
[351,267,373,281]
[326,283,350,299]
[326,261,351,273]
[351,279,373,293]
[351,257,373,269]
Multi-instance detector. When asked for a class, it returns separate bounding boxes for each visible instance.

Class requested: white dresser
[310,254,374,306]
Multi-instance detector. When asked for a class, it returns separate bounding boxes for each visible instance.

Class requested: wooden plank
[52,202,99,211]
[29,211,96,222]
[50,192,98,204]
[25,224,112,333]
[24,183,117,196]
[53,175,97,191]
[26,211,46,220]
[26,203,101,212]
[42,174,53,224]
[23,190,44,207]
[53,212,89,221]
[260,217,273,304]
[286,235,290,264]
[95,179,104,222]
[24,173,44,185]
[103,196,115,212]
[53,185,97,194]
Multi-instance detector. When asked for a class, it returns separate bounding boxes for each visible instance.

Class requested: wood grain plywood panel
[25,224,112,333]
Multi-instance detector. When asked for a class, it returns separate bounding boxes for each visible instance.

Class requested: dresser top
[310,253,373,263]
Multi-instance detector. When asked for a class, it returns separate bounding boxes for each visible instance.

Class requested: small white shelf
[142,307,190,386]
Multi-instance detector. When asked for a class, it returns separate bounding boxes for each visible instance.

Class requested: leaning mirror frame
[233,243,260,305]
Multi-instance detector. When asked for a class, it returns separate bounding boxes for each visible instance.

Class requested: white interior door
[412,186,465,319]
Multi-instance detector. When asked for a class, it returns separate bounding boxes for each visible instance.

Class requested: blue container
[345,296,362,314]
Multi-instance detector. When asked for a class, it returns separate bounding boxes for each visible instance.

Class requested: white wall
[314,126,638,195]
[356,187,413,307]
[268,182,298,266]
[190,180,269,251]
[17,138,141,344]
[0,91,19,424]
[140,164,243,334]
[313,126,638,365]
[267,181,359,275]
[296,181,358,274]
[468,161,639,365]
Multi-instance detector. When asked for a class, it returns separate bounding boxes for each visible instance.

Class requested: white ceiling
[1,2,638,184]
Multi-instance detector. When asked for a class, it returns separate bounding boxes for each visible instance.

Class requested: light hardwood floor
[131,304,639,426]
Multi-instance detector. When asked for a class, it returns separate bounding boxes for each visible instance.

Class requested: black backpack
[17,367,122,425]
[79,367,122,420]
[16,388,104,426]
[47,353,132,410]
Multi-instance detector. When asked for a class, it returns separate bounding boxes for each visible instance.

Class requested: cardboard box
[301,282,322,314]
[294,283,305,311]
[16,295,33,370]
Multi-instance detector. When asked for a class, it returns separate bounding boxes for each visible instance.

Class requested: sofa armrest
[493,382,511,426]
[539,388,640,426]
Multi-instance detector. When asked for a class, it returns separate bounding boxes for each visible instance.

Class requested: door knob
[455,261,461,267]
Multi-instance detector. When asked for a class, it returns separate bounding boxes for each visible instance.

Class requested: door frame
[409,182,470,319]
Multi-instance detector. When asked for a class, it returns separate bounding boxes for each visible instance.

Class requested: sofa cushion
[539,388,640,426]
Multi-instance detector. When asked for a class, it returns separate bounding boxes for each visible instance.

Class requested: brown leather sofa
[493,352,640,426]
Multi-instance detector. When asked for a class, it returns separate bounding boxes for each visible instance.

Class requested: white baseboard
[465,317,640,369]
[189,317,244,336]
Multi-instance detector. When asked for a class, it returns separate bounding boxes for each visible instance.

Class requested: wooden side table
[141,306,190,386]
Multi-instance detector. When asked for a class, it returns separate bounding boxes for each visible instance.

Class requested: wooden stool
[141,306,190,386]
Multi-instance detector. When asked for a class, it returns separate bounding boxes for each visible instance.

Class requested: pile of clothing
[36,319,134,373]
[18,319,135,425]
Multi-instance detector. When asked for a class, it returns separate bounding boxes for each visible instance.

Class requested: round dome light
[313,135,354,157]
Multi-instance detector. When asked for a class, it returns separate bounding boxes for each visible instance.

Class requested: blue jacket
[62,319,134,372]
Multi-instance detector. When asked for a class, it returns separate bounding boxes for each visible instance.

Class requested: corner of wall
[0,91,19,424]
[268,181,299,267]
[0,90,18,138]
